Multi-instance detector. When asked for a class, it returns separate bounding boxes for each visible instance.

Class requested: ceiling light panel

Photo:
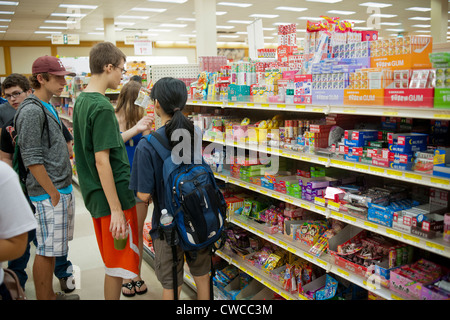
[218,2,252,7]
[275,7,308,12]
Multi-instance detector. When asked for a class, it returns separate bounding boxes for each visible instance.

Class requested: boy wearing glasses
[72,42,141,300]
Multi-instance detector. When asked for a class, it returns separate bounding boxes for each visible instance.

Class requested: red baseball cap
[32,55,76,76]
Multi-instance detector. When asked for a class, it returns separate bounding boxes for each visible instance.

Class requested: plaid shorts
[32,191,75,257]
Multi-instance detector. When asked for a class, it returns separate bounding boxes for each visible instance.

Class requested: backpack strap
[147,131,171,160]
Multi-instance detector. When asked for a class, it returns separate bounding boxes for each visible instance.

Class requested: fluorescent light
[327,10,355,15]
[131,7,167,12]
[406,7,431,12]
[227,20,252,24]
[352,27,372,30]
[0,11,14,15]
[250,14,279,18]
[59,4,98,9]
[217,25,235,29]
[218,2,252,7]
[370,14,397,18]
[39,26,69,30]
[147,0,187,3]
[0,1,18,5]
[380,22,402,26]
[298,17,323,21]
[306,0,342,3]
[386,28,405,32]
[179,34,196,37]
[45,20,77,24]
[96,27,123,31]
[51,13,86,18]
[263,27,276,31]
[0,30,6,33]
[415,30,431,33]
[148,28,172,32]
[159,23,187,27]
[359,2,392,8]
[236,31,248,34]
[176,17,196,21]
[0,25,8,28]
[408,17,431,21]
[35,31,62,34]
[0,19,11,22]
[273,22,298,26]
[412,24,431,28]
[347,19,366,24]
[88,32,104,35]
[218,35,240,38]
[216,11,227,15]
[117,15,149,20]
[114,22,135,26]
[275,6,308,12]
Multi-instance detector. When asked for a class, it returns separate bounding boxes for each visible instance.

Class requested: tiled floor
[23,186,197,300]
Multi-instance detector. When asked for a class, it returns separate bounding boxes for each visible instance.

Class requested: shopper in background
[0,73,76,293]
[72,42,140,300]
[130,77,211,300]
[0,73,32,166]
[115,80,152,297]
[0,161,37,300]
[14,55,78,300]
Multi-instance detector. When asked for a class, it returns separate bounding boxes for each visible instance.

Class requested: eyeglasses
[4,91,24,100]
[115,65,127,75]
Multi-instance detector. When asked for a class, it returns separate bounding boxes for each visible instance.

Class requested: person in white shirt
[0,160,37,299]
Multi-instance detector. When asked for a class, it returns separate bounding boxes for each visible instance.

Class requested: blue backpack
[147,131,227,253]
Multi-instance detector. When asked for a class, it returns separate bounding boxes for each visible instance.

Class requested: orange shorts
[92,206,140,279]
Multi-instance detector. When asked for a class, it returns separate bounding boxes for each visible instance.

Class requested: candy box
[388,133,428,153]
[328,225,369,278]
[344,129,378,147]
[411,213,445,239]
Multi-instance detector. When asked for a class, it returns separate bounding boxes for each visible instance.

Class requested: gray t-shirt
[0,102,16,128]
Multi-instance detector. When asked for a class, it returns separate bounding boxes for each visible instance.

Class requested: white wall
[10,46,52,74]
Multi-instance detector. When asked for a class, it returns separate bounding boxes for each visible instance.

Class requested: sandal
[134,280,148,295]
[121,281,135,297]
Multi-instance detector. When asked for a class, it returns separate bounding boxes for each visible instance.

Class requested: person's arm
[121,115,153,143]
[137,192,152,204]
[0,150,13,167]
[0,232,28,261]
[95,149,126,240]
[28,164,60,206]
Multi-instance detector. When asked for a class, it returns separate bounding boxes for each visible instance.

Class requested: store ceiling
[0,0,447,44]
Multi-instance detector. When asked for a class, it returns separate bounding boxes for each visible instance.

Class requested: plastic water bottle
[160,209,173,226]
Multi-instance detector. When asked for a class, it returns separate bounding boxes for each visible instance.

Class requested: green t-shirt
[73,92,135,218]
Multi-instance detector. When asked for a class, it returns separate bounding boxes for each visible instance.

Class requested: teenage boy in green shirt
[72,42,140,300]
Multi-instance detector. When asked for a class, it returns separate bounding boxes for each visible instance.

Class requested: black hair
[150,77,193,149]
[130,75,143,84]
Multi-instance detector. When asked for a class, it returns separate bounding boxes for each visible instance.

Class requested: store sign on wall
[51,34,80,45]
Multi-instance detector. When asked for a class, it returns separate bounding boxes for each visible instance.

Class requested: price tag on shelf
[296,105,306,110]
[303,252,314,261]
[336,268,350,280]
[386,228,402,240]
[318,157,329,164]
[364,221,379,230]
[355,164,369,171]
[312,108,324,113]
[403,234,420,244]
[316,258,328,269]
[430,177,450,186]
[425,241,446,255]
[386,169,403,177]
[277,104,286,109]
[327,201,340,211]
[261,103,270,108]
[370,167,385,174]
[404,173,422,181]
[383,111,398,116]
[343,214,357,223]
[300,203,311,210]
[301,156,312,162]
[246,103,254,107]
